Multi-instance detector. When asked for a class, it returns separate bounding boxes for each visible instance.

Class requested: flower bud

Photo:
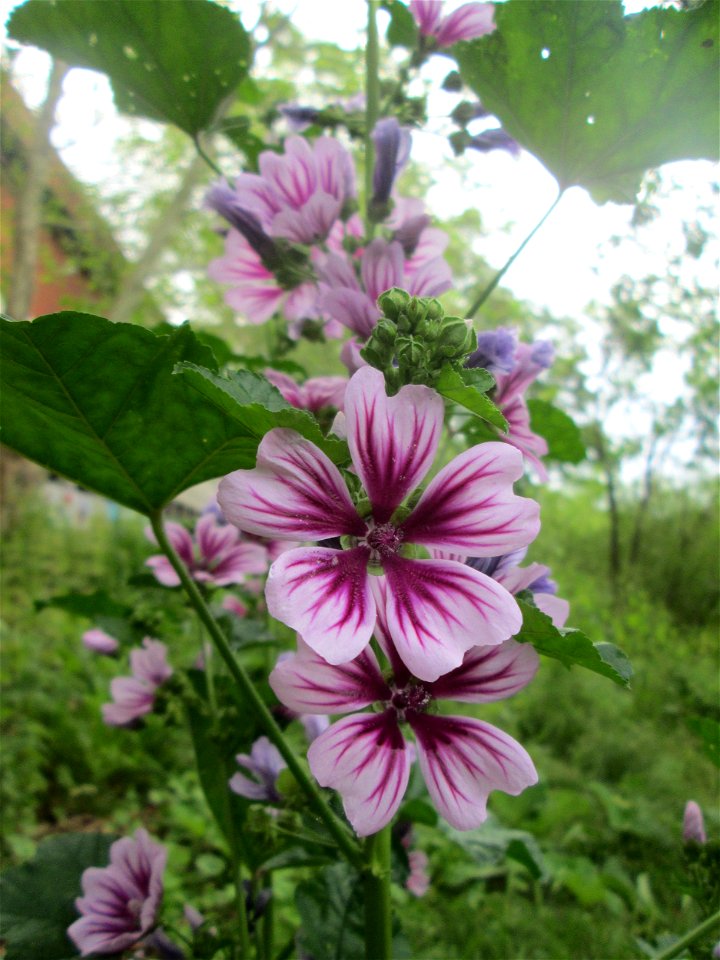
[378,287,410,322]
[683,800,707,844]
[437,318,474,357]
[374,319,398,346]
[397,336,425,372]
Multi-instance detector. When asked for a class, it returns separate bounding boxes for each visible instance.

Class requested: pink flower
[229,736,286,802]
[410,1,496,47]
[222,595,249,618]
[467,548,570,628]
[270,622,539,836]
[102,638,172,728]
[82,628,119,656]
[317,237,452,339]
[231,136,356,245]
[219,366,540,681]
[67,829,166,956]
[145,514,268,588]
[406,850,431,897]
[683,800,707,844]
[264,369,347,412]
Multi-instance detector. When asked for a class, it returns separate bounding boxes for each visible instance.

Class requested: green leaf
[383,0,419,48]
[436,364,508,431]
[177,363,349,464]
[515,598,633,687]
[295,864,366,960]
[34,590,132,620]
[453,0,720,203]
[7,0,251,136]
[442,816,548,881]
[687,716,720,769]
[0,832,115,960]
[0,313,341,516]
[527,398,586,463]
[396,797,439,827]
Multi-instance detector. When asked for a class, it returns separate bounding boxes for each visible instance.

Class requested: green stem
[364,0,380,239]
[232,858,253,959]
[653,910,720,960]
[148,511,363,870]
[193,134,224,178]
[466,191,563,319]
[363,826,392,960]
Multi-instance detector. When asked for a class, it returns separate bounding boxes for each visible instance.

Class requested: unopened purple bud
[683,800,707,844]
[527,572,557,595]
[82,628,119,656]
[205,183,278,263]
[467,328,517,374]
[371,118,412,207]
[279,103,322,132]
[468,129,521,157]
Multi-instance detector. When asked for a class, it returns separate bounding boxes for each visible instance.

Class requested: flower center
[390,682,431,720]
[364,522,402,559]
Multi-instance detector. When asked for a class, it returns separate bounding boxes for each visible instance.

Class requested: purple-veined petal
[435,2,496,45]
[370,575,412,685]
[265,546,375,664]
[130,639,172,687]
[308,711,411,836]
[400,442,540,554]
[270,637,390,714]
[146,522,194,568]
[428,638,539,703]
[195,514,239,565]
[345,367,444,523]
[260,136,317,209]
[409,0,444,35]
[409,713,537,830]
[404,255,453,298]
[361,238,405,302]
[498,395,549,481]
[318,286,379,338]
[209,543,269,586]
[145,555,181,587]
[381,555,522,682]
[219,429,364,541]
[102,677,155,727]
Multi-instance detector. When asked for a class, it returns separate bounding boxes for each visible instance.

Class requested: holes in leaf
[123,45,138,59]
[586,115,596,125]
[540,47,550,59]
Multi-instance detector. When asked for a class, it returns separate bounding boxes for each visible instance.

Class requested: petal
[265,546,376,664]
[210,543,269,586]
[428,638,539,703]
[361,238,405,303]
[145,555,181,587]
[345,367,444,523]
[400,442,540,554]
[195,514,238,564]
[270,637,390,714]
[435,2,496,45]
[218,428,365,540]
[409,0,444,36]
[381,556,522,682]
[146,521,194,568]
[318,286,379,338]
[409,713,537,830]
[534,593,570,628]
[499,395,549,481]
[308,712,411,836]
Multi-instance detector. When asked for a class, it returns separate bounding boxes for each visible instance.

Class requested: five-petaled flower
[145,514,268,589]
[67,829,166,956]
[270,587,539,836]
[219,366,540,681]
[409,0,496,47]
[102,638,173,728]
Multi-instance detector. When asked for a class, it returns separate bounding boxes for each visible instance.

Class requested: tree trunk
[6,60,69,321]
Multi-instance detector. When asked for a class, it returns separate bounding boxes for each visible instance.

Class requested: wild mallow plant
[2,0,717,957]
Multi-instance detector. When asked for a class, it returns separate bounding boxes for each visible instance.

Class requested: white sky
[2,0,717,472]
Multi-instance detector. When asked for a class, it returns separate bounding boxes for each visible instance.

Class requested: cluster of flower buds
[361,287,476,391]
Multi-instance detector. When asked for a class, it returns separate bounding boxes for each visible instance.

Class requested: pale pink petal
[218,429,365,540]
[270,193,341,243]
[222,595,248,618]
[428,638,539,703]
[404,255,453,297]
[400,443,540,554]
[145,555,181,587]
[435,2,496,45]
[318,287,379,338]
[410,714,537,830]
[314,136,356,200]
[345,367,444,523]
[102,677,155,727]
[361,238,405,302]
[195,514,238,563]
[534,594,570,628]
[261,136,317,208]
[264,369,303,406]
[381,555,522,682]
[270,638,390,714]
[208,542,268,586]
[499,395,549,481]
[308,712,411,836]
[496,560,549,595]
[266,546,375,663]
[82,628,119,655]
[232,171,281,227]
[145,521,194,568]
[131,638,172,686]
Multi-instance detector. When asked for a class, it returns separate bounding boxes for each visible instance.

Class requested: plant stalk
[653,909,720,960]
[364,0,380,239]
[466,191,563,319]
[148,510,363,870]
[363,825,392,960]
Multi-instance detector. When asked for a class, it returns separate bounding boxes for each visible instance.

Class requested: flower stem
[364,0,380,240]
[653,909,720,960]
[465,191,563,319]
[192,134,225,179]
[363,825,392,960]
[232,858,253,959]
[148,510,363,870]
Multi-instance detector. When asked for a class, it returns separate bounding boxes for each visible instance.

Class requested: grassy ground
[1,477,717,959]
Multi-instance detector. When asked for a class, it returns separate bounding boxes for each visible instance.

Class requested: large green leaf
[0,833,115,960]
[453,0,719,202]
[436,364,508,431]
[7,0,250,136]
[0,313,341,516]
[515,598,633,687]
